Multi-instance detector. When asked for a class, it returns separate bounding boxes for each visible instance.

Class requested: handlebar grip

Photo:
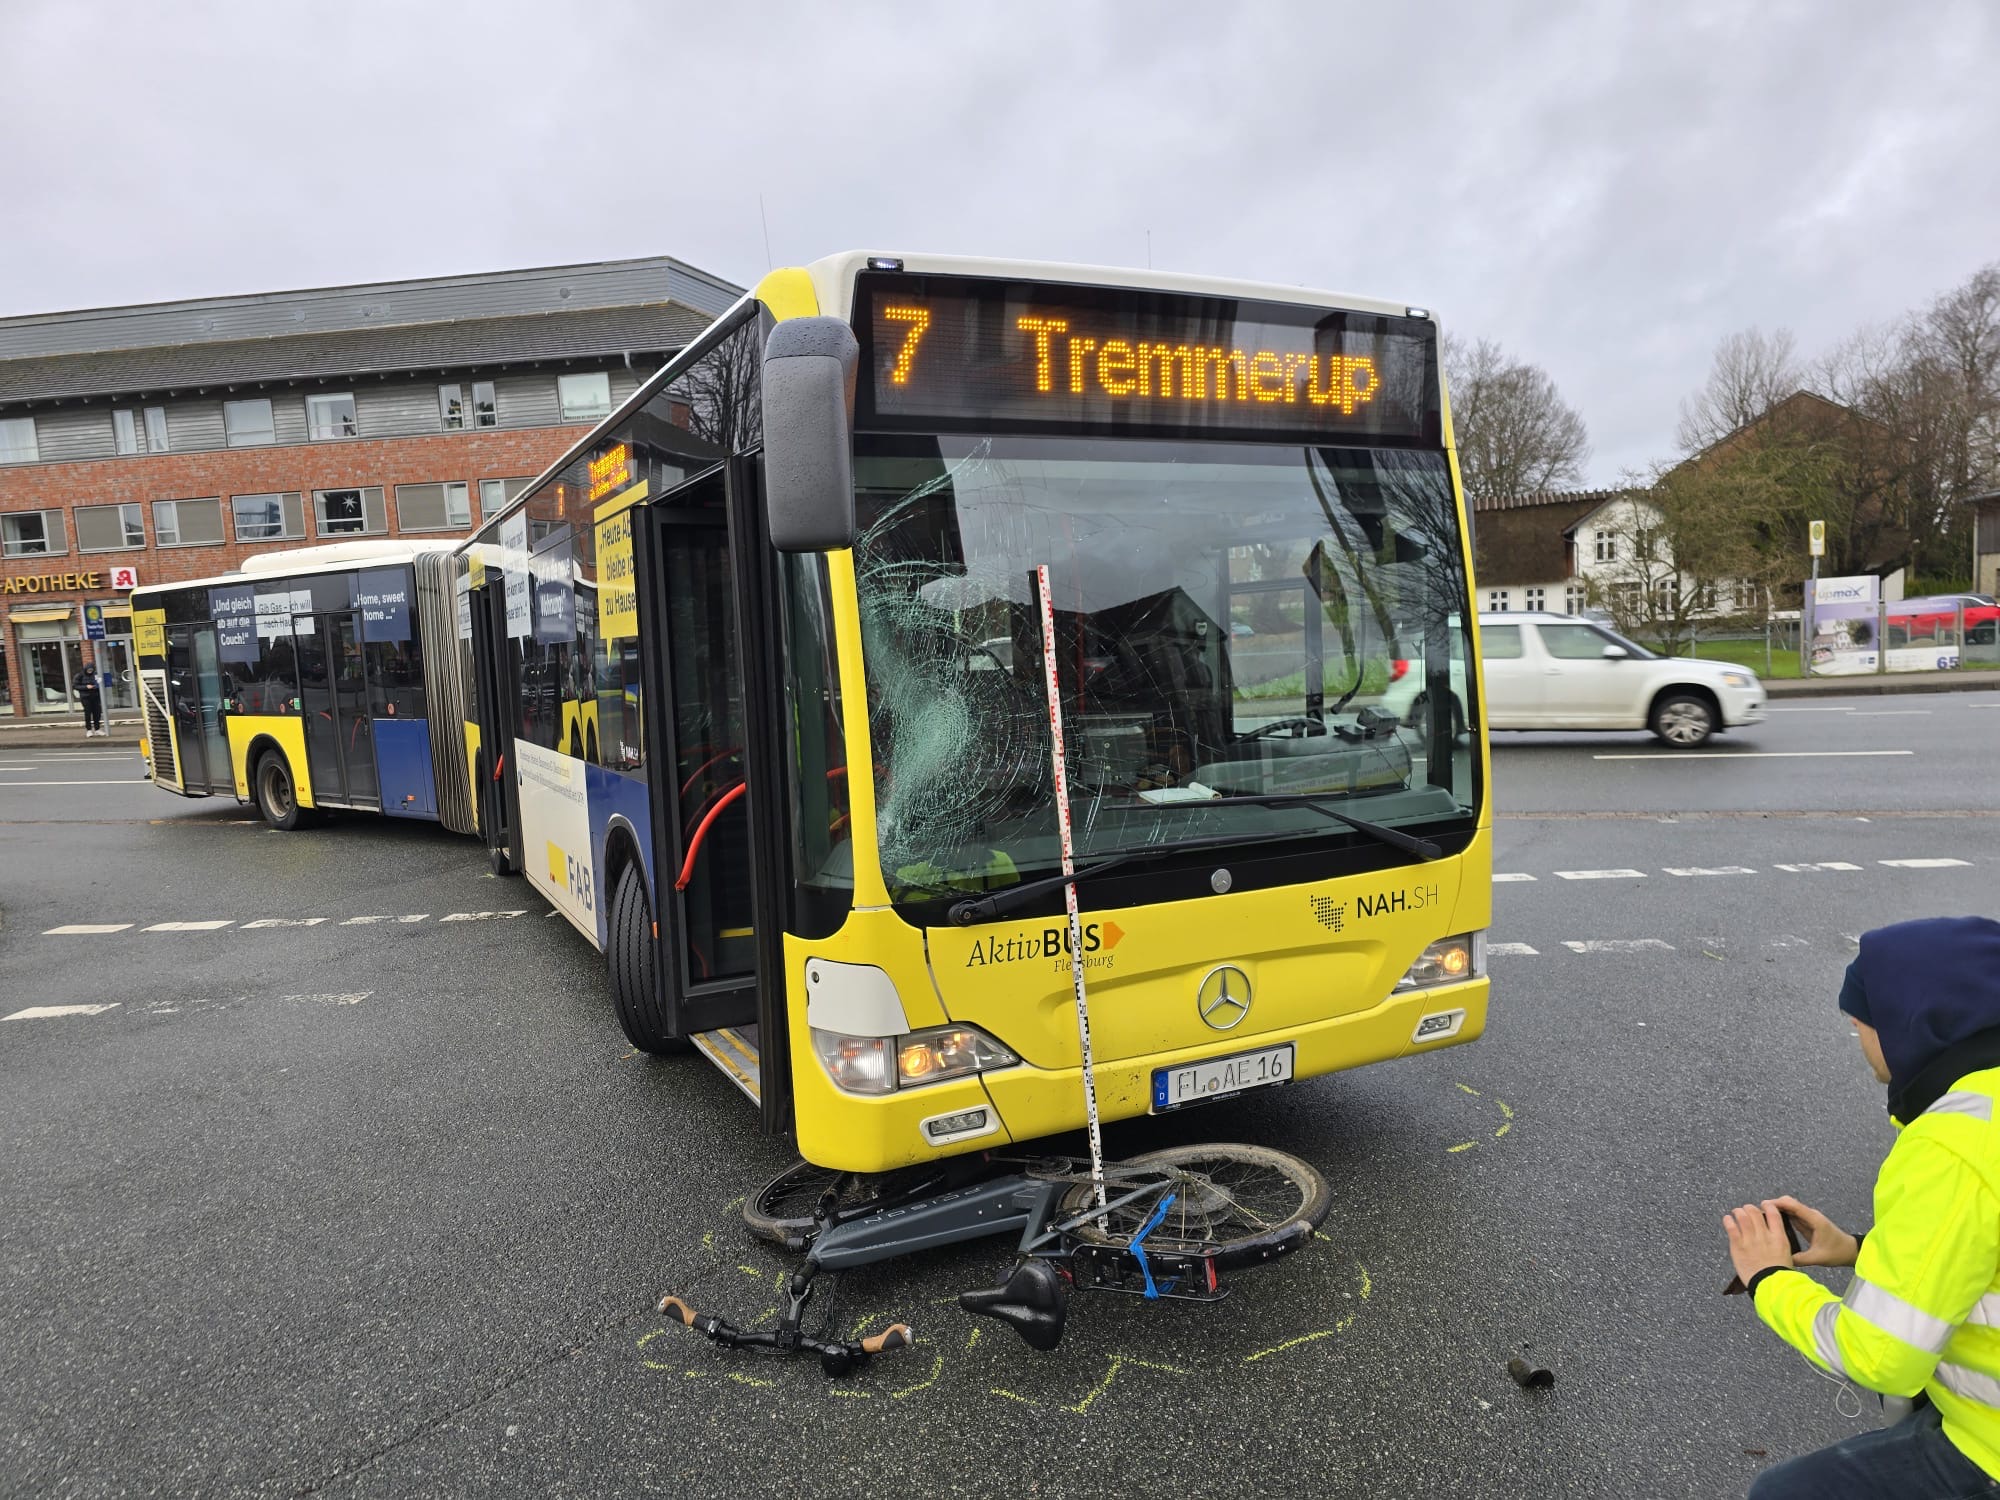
[858,1323,914,1354]
[656,1294,699,1326]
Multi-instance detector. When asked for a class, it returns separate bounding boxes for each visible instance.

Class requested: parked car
[1379,612,1765,749]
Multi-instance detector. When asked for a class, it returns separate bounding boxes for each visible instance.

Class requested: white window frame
[314,487,387,538]
[557,372,612,423]
[0,415,38,465]
[112,408,139,456]
[394,481,472,532]
[478,477,532,518]
[1523,587,1546,611]
[1565,584,1587,615]
[153,497,225,548]
[1486,589,1510,611]
[438,383,466,430]
[223,398,276,448]
[75,502,147,553]
[472,381,497,428]
[230,492,305,542]
[2,508,64,557]
[1594,529,1615,563]
[306,391,358,441]
[143,406,169,453]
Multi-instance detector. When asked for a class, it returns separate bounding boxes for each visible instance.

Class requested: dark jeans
[81,698,102,731]
[1750,1405,2000,1498]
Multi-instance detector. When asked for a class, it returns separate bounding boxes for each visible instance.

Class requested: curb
[1763,672,2000,699]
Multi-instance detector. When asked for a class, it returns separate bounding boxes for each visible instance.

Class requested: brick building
[0,256,741,718]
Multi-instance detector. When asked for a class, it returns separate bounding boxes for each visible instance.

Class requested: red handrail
[675,781,746,890]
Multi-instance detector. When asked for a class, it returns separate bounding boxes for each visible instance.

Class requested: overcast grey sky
[3,0,1995,481]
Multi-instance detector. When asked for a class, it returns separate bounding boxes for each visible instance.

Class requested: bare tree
[1676,327,1802,453]
[1444,335,1590,506]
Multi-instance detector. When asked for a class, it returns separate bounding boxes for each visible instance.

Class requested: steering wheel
[1242,717,1328,741]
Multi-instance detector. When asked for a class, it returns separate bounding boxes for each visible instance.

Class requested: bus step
[690,1025,761,1104]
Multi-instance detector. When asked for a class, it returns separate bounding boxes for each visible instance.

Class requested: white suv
[1382,613,1765,748]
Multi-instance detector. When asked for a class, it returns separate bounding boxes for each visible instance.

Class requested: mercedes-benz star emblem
[1197,965,1252,1031]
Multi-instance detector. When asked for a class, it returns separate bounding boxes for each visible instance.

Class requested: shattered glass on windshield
[851,436,1473,903]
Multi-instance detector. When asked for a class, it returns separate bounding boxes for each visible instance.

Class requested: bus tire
[254,750,304,832]
[610,862,683,1054]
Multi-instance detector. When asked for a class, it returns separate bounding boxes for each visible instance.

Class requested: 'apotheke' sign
[3,569,102,596]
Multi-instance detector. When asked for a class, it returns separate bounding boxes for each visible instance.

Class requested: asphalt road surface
[1,690,1996,1498]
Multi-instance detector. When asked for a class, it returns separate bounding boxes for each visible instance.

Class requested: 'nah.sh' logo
[1309,896,1346,932]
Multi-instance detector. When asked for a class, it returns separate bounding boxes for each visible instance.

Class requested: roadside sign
[82,601,106,641]
[109,565,139,590]
[1808,520,1825,558]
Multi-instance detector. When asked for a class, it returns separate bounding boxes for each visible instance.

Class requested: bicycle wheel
[741,1159,948,1250]
[1058,1144,1330,1271]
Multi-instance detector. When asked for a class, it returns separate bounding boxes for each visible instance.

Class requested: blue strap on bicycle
[1129,1193,1176,1300]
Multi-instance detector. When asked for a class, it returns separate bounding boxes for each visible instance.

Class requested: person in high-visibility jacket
[1724,915,2000,1498]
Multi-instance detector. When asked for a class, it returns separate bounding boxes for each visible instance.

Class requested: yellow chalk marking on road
[722,1196,745,1213]
[967,1326,983,1349]
[636,1329,678,1371]
[1495,1123,1512,1139]
[1066,1354,1190,1415]
[828,1387,872,1399]
[737,1264,763,1278]
[851,1312,891,1339]
[991,1388,1037,1406]
[891,1354,945,1399]
[1496,1099,1514,1119]
[1244,1329,1338,1362]
[754,1307,776,1322]
[1358,1263,1372,1299]
[1448,1141,1477,1153]
[1455,1082,1480,1096]
[727,1372,775,1388]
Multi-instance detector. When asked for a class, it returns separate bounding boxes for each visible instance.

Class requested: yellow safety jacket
[1755,1065,2000,1477]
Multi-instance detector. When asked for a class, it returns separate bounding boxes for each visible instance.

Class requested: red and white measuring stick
[1035,563,1107,1209]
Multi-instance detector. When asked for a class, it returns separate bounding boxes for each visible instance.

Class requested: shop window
[231,492,305,541]
[154,497,225,547]
[0,416,37,465]
[143,406,169,453]
[396,482,471,531]
[17,617,82,715]
[113,409,139,456]
[473,381,497,428]
[224,398,276,448]
[2,509,64,556]
[307,392,358,440]
[478,477,532,518]
[75,502,146,552]
[315,487,387,537]
[557,372,611,423]
[438,384,466,430]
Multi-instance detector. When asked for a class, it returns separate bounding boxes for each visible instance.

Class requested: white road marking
[1852,710,1932,716]
[1965,703,2000,709]
[5,1003,121,1021]
[1664,866,1757,877]
[239,917,330,929]
[1880,858,1973,869]
[1774,862,1863,873]
[1562,939,1676,954]
[1591,751,1915,761]
[439,911,528,922]
[280,992,372,1005]
[1555,869,1647,880]
[1493,873,1537,883]
[1488,942,1540,956]
[1767,706,1855,712]
[1765,935,1810,949]
[41,923,134,935]
[0,780,155,787]
[143,920,234,932]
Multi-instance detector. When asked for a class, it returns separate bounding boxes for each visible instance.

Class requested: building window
[75,502,146,552]
[315,487,387,537]
[0,416,38,465]
[1565,585,1587,615]
[1523,587,1546,611]
[231,492,306,541]
[1655,577,1680,610]
[153,497,225,547]
[438,384,466,430]
[1594,529,1615,562]
[1485,589,1510,611]
[557,372,612,423]
[224,398,276,448]
[2,509,64,557]
[307,391,358,440]
[478,477,532,517]
[396,482,471,531]
[472,381,497,428]
[143,406,169,453]
[112,408,139,456]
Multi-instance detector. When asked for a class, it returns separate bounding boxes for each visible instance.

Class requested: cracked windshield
[852,435,1477,904]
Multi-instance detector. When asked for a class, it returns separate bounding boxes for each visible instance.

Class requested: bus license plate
[1152,1044,1295,1112]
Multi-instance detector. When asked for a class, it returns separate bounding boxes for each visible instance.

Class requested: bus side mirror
[762,317,859,552]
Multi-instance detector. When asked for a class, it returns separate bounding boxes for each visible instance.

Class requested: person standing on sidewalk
[73,665,103,737]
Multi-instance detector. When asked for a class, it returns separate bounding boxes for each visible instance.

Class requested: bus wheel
[254,751,304,832]
[610,863,683,1054]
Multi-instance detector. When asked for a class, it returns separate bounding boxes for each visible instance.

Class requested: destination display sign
[855,273,1437,442]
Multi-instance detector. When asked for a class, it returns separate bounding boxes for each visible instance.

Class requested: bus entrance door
[297,612,380,811]
[165,624,232,795]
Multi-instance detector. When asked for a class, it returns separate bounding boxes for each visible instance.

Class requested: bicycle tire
[1058,1144,1330,1272]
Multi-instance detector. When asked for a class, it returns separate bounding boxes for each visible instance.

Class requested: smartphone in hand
[1723,1211,1811,1295]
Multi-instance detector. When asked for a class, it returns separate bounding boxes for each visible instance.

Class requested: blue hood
[1842,916,2000,1093]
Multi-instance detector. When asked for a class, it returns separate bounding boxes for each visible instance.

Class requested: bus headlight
[1394,932,1486,991]
[810,1024,1018,1095]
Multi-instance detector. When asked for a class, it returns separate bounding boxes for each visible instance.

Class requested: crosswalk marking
[5,1004,121,1021]
[1880,858,1974,869]
[41,923,133,935]
[1663,867,1757,877]
[1555,869,1647,881]
[1773,862,1863,873]
[1562,939,1676,954]
[1487,943,1539,956]
[1493,873,1537,883]
[143,920,234,932]
[239,917,329,929]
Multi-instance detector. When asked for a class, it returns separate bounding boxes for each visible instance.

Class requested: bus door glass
[297,612,379,809]
[165,624,230,793]
[654,474,757,994]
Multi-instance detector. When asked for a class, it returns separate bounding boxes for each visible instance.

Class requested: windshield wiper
[1186,792,1443,862]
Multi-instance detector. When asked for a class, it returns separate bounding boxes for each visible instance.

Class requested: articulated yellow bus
[461,252,1492,1174]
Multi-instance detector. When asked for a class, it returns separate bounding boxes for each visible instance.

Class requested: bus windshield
[851,434,1477,903]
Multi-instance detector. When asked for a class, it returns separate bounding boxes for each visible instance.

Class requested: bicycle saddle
[959,1258,1070,1351]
